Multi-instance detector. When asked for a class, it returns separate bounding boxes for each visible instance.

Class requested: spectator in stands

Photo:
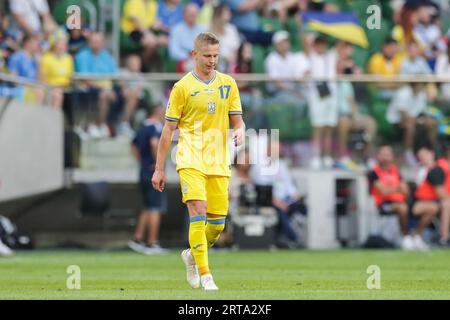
[223,0,273,45]
[168,3,206,72]
[39,29,74,109]
[209,4,241,72]
[336,58,377,170]
[157,0,184,32]
[117,54,145,138]
[368,145,413,250]
[400,41,432,75]
[367,37,404,98]
[392,2,420,52]
[128,103,167,254]
[75,32,118,138]
[197,0,215,28]
[368,37,404,74]
[121,0,169,72]
[9,0,57,37]
[435,44,450,103]
[307,35,337,169]
[230,41,266,129]
[0,12,20,63]
[414,2,446,70]
[412,146,450,250]
[7,34,44,104]
[387,82,438,166]
[264,30,309,106]
[67,26,90,56]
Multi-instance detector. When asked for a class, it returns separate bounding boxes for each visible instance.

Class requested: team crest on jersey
[191,91,200,97]
[207,102,216,114]
[203,88,214,95]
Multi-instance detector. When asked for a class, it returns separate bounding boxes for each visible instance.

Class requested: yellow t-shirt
[121,0,158,34]
[367,52,404,76]
[40,52,74,87]
[166,71,243,177]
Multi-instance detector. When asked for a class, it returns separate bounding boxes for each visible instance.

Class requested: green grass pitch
[1,249,450,299]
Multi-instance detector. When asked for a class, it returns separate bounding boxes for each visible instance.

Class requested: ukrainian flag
[301,12,368,48]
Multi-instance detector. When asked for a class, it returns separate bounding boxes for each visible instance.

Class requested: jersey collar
[192,70,216,85]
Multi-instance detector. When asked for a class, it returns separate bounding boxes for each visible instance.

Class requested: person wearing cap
[264,30,309,108]
[40,29,74,109]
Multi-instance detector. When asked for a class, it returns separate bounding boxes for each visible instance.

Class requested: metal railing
[71,73,450,83]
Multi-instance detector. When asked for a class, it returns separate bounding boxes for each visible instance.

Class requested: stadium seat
[263,102,311,141]
[367,87,400,141]
[285,16,301,52]
[251,44,267,74]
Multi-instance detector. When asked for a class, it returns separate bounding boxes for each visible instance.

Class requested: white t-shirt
[387,85,427,124]
[217,24,240,63]
[265,51,309,77]
[9,0,49,33]
[265,50,310,92]
[309,50,336,79]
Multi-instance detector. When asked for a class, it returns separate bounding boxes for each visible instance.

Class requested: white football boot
[201,274,219,291]
[181,249,200,288]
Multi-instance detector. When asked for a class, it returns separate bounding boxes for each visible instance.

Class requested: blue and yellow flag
[301,12,368,48]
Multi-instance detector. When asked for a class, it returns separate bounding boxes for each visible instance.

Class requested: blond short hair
[194,32,220,50]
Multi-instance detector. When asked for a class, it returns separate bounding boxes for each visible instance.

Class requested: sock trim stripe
[190,215,207,223]
[207,219,226,225]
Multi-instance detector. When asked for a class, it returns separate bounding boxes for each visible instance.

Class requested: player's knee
[187,201,207,216]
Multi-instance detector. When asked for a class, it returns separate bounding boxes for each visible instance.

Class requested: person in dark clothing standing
[128,103,168,254]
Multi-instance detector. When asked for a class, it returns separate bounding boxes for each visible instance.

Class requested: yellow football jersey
[166,71,242,177]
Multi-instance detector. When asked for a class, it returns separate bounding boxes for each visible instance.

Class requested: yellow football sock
[189,215,209,275]
[206,217,226,248]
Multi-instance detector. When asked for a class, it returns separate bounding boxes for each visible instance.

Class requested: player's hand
[232,128,244,146]
[152,170,166,192]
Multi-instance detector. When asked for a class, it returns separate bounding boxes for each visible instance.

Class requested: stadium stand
[2,0,450,250]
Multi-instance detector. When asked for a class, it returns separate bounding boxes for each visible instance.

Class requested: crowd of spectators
[2,0,450,250]
[1,0,450,168]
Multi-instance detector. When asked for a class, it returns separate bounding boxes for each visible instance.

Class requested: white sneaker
[413,235,429,251]
[87,123,102,139]
[145,243,169,255]
[181,249,200,288]
[0,239,14,257]
[128,239,149,254]
[310,157,322,170]
[401,235,415,250]
[200,274,219,291]
[118,122,135,139]
[322,156,334,169]
[98,124,110,138]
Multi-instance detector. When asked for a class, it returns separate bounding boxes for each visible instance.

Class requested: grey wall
[0,101,64,202]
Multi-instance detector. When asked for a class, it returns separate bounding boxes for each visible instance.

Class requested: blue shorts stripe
[190,215,207,223]
[207,219,226,225]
